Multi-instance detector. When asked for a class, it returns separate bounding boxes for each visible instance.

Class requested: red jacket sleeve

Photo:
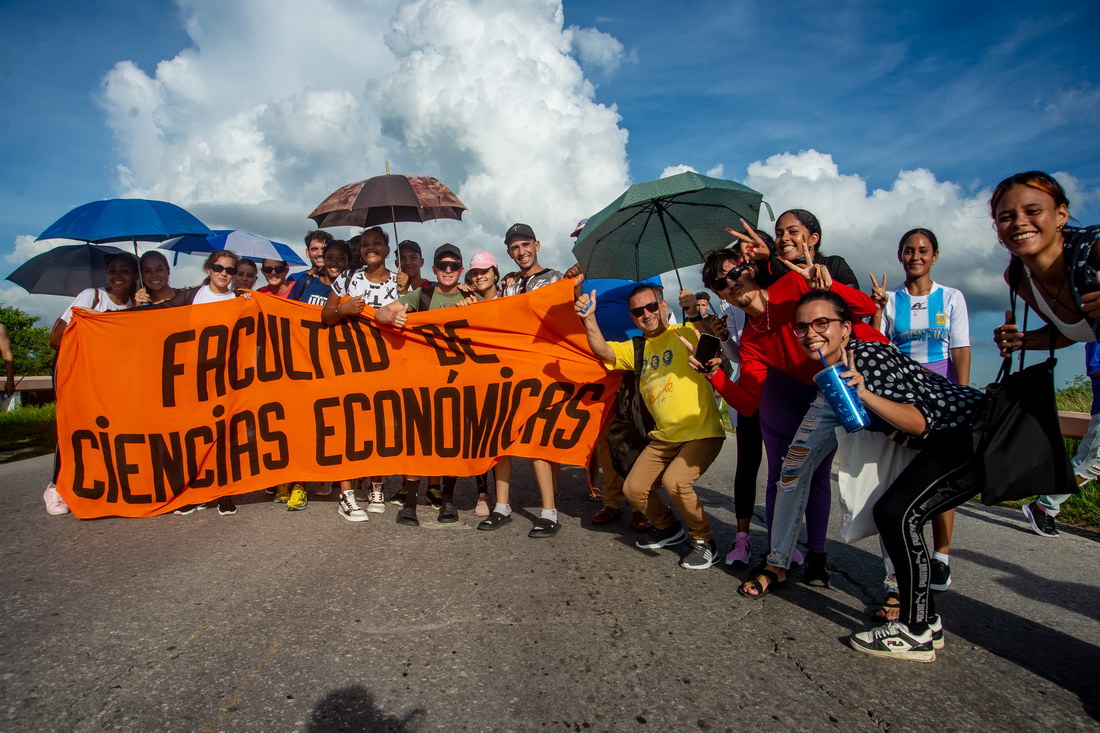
[707,334,768,416]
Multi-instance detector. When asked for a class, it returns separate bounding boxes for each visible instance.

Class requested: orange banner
[55,279,618,518]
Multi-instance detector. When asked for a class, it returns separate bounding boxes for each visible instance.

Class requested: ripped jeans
[767,393,841,568]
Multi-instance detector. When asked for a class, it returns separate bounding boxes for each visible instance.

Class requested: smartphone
[694,333,721,363]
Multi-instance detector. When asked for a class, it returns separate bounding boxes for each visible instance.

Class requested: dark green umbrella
[572,171,770,289]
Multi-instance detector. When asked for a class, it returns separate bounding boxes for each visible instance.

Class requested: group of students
[573,169,1098,664]
[39,169,1098,665]
[41,222,575,537]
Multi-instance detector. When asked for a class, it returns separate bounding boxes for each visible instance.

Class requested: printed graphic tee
[609,324,725,443]
[881,282,969,372]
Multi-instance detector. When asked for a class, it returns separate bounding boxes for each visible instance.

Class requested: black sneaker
[528,517,560,538]
[477,511,512,531]
[679,539,718,569]
[396,506,419,527]
[635,522,687,550]
[929,558,951,592]
[389,488,408,507]
[437,502,459,523]
[216,496,237,516]
[1022,501,1059,538]
[173,504,202,516]
[426,484,444,508]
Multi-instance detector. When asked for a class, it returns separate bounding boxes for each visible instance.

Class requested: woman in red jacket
[700,227,885,589]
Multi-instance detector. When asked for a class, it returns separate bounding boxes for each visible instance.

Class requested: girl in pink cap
[465,251,501,300]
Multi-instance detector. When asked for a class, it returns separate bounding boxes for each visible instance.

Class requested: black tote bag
[973,261,1078,505]
[973,356,1077,506]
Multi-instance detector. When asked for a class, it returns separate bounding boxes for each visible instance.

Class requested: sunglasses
[210,264,238,276]
[261,265,288,275]
[435,261,462,272]
[629,301,660,318]
[791,317,844,337]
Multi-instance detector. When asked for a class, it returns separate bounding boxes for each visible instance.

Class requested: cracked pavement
[2,449,1097,731]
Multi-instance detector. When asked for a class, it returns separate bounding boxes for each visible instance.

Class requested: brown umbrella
[308,174,468,229]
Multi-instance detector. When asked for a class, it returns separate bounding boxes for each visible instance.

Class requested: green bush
[0,403,56,454]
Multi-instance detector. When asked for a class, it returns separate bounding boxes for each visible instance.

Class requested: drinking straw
[817,348,828,369]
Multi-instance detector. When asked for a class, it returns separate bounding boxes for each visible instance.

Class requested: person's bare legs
[532,459,557,510]
[493,457,512,508]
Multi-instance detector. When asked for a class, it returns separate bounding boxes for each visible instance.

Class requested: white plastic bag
[835,428,918,543]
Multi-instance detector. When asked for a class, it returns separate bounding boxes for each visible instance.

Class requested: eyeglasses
[435,261,462,272]
[261,265,287,275]
[210,264,238,276]
[791,317,843,337]
[629,301,660,318]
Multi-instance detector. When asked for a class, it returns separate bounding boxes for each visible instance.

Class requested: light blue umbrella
[159,230,307,266]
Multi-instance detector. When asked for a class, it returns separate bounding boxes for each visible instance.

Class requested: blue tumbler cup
[813,363,870,433]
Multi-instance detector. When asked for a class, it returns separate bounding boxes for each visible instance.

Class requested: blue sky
[1,0,1098,385]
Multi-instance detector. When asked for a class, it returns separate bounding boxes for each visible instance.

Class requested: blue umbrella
[159,230,307,266]
[36,198,211,245]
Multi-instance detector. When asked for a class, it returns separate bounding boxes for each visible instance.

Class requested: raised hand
[839,348,867,396]
[391,302,410,328]
[678,288,697,316]
[574,289,597,320]
[779,238,816,282]
[726,218,772,261]
[705,313,730,341]
[869,273,889,311]
[396,271,409,293]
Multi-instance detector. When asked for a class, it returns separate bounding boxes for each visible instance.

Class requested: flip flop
[871,592,901,621]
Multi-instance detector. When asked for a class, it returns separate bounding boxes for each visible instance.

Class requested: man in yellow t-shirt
[575,283,725,569]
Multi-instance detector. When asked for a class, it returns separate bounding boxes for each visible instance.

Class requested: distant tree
[0,304,54,375]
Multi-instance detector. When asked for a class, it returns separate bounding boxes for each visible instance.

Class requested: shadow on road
[307,686,425,732]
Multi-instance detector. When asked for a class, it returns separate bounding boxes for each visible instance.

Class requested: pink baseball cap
[469,251,498,270]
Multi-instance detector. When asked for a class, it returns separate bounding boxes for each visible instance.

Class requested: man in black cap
[397,240,432,292]
[376,244,479,526]
[476,223,565,538]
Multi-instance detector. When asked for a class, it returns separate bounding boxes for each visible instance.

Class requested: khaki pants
[623,437,724,541]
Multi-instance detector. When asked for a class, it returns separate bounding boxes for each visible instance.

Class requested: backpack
[417,282,435,312]
[607,336,656,477]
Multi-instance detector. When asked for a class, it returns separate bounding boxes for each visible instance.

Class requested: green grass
[0,403,56,455]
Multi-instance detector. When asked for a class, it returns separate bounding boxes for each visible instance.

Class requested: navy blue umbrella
[36,198,211,245]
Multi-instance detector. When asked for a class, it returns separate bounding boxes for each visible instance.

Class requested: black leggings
[734,412,762,521]
[873,428,980,628]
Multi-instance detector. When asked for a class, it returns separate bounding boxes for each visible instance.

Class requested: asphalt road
[2,449,1098,732]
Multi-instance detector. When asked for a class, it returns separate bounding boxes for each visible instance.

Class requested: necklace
[1030,272,1068,314]
[748,298,770,333]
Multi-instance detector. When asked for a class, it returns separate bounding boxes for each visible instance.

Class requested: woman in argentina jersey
[869,227,971,613]
[871,228,971,385]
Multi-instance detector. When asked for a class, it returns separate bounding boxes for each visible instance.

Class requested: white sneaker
[43,482,70,515]
[849,621,936,662]
[367,484,386,514]
[337,490,369,522]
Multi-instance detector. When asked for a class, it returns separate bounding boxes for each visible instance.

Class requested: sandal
[872,592,900,621]
[738,566,787,599]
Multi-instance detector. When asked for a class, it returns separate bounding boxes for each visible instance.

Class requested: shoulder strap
[419,282,435,312]
[632,336,645,374]
[91,288,101,310]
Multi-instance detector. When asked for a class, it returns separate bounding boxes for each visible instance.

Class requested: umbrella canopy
[160,230,307,266]
[36,198,211,244]
[6,244,130,297]
[572,172,766,285]
[308,174,467,229]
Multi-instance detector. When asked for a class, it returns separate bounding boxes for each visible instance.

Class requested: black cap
[433,243,462,265]
[504,223,536,244]
[397,240,421,256]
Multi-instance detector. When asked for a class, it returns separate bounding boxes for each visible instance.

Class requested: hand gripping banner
[55,279,619,518]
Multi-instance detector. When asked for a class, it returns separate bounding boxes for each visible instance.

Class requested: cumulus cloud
[566,25,627,74]
[660,164,697,178]
[91,0,628,281]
